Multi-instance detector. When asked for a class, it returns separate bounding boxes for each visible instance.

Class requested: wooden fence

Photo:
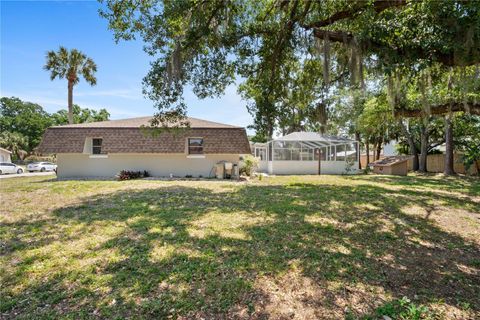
[406,153,479,175]
[360,153,479,175]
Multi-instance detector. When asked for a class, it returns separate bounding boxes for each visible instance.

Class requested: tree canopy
[51,105,110,125]
[100,0,480,127]
[0,97,110,157]
[44,47,98,124]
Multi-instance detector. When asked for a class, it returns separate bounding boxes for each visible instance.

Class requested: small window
[92,138,102,154]
[188,138,203,154]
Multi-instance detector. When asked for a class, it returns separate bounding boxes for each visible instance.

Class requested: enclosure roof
[274,132,355,144]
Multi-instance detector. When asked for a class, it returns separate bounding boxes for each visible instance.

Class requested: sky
[0,0,253,131]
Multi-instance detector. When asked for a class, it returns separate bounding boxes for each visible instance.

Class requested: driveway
[0,171,56,179]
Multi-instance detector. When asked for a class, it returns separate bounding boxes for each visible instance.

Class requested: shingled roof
[51,116,242,129]
[39,117,251,155]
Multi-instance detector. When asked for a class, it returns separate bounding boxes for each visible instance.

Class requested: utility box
[370,156,411,176]
[215,162,225,179]
[215,161,234,179]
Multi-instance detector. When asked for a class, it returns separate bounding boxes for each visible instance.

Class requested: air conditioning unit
[215,161,234,179]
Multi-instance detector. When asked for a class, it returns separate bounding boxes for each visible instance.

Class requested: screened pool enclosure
[252,132,359,175]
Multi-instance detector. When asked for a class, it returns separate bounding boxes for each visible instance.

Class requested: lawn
[1,174,479,319]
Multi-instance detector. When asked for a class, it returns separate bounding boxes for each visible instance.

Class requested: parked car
[27,162,57,172]
[0,162,24,174]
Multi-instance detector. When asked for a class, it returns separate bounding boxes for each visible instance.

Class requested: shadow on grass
[347,174,480,196]
[1,180,479,319]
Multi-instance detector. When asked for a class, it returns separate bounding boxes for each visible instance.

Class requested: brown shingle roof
[52,116,241,129]
[38,117,251,155]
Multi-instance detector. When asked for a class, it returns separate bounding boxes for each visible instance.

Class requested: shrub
[374,297,433,320]
[239,155,259,177]
[344,159,356,174]
[117,170,149,181]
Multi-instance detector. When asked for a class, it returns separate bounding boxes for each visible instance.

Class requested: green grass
[1,174,479,319]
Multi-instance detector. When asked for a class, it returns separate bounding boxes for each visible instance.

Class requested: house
[252,132,359,175]
[370,156,411,176]
[0,147,12,162]
[38,116,251,179]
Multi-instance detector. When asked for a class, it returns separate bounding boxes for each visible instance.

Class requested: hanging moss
[323,35,330,86]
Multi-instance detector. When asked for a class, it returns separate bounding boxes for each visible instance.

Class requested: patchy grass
[1,174,479,319]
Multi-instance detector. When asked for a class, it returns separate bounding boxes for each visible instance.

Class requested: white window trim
[187,137,204,155]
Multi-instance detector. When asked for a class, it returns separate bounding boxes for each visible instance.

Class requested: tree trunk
[419,124,428,173]
[366,137,370,167]
[376,137,382,160]
[67,80,74,124]
[355,132,362,169]
[400,120,419,171]
[444,115,455,175]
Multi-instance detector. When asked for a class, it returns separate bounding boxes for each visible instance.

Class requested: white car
[0,162,24,174]
[27,162,57,172]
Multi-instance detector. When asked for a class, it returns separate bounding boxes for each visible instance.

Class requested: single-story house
[252,132,359,175]
[38,116,251,179]
[0,147,12,162]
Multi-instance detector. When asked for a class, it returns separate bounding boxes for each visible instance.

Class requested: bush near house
[116,170,150,180]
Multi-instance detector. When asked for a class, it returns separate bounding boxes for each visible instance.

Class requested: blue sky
[0,0,253,130]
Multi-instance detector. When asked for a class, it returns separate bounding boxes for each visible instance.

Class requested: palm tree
[44,47,97,124]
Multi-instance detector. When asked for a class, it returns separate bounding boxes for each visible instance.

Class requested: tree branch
[305,0,407,29]
[394,102,480,117]
[311,29,475,66]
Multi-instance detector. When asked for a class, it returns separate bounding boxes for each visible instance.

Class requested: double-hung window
[92,138,102,154]
[188,138,203,155]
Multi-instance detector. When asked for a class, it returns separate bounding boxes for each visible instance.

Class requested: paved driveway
[0,171,56,179]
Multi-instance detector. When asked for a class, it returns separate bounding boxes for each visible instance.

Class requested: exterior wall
[321,161,358,174]
[264,160,359,175]
[0,150,12,162]
[373,161,408,176]
[258,160,268,173]
[56,153,240,178]
[271,161,318,175]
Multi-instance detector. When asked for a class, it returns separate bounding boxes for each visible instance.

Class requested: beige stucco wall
[0,149,12,162]
[56,153,240,178]
[373,161,408,176]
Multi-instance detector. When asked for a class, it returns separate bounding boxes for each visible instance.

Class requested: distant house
[0,147,12,162]
[38,117,251,178]
[252,132,359,175]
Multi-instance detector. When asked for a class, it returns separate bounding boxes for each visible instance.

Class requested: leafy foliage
[454,114,480,174]
[0,131,29,160]
[99,0,480,128]
[0,97,110,155]
[44,46,98,124]
[239,154,258,177]
[51,105,110,125]
[116,170,150,180]
[0,97,52,153]
[44,46,97,86]
[373,297,433,320]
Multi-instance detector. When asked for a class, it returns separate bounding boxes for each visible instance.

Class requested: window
[188,138,203,154]
[92,138,102,154]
